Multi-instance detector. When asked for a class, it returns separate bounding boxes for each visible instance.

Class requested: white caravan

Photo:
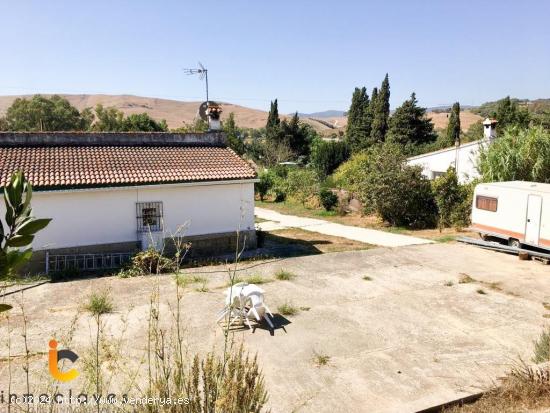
[470,181,550,250]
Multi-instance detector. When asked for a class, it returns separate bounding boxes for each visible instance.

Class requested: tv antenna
[184,62,209,104]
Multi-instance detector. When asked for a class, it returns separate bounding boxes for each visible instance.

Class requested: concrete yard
[1,243,549,412]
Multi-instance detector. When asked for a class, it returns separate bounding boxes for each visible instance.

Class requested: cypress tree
[346,87,372,152]
[266,99,281,142]
[370,74,390,143]
[446,102,461,146]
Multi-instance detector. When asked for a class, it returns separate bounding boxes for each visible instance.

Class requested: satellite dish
[198,101,209,121]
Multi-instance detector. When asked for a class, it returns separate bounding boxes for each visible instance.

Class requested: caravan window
[476,195,498,212]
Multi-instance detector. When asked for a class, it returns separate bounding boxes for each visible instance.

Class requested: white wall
[407,140,488,183]
[0,181,255,251]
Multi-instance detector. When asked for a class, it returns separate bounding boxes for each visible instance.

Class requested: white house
[407,118,497,183]
[0,131,257,273]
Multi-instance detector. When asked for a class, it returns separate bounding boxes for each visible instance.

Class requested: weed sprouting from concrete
[459,273,476,284]
[476,288,487,295]
[363,275,373,281]
[275,269,296,281]
[278,302,299,316]
[444,280,454,286]
[313,351,330,367]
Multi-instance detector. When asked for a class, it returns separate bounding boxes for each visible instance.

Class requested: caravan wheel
[508,238,521,249]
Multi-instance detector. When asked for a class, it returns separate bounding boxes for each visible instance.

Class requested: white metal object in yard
[470,181,550,251]
[241,284,274,329]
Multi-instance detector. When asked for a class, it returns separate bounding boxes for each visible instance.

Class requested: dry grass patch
[268,228,372,254]
[313,351,330,367]
[275,269,296,281]
[246,274,272,284]
[459,273,476,284]
[278,302,299,316]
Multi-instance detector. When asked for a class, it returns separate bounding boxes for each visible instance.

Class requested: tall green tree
[446,102,461,146]
[92,104,125,131]
[493,96,530,131]
[280,112,315,159]
[266,99,281,141]
[386,92,437,150]
[4,95,92,131]
[223,112,245,155]
[345,87,372,152]
[370,74,390,143]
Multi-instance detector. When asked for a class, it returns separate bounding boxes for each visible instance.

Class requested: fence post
[45,251,49,275]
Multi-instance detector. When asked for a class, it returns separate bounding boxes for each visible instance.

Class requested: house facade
[0,131,257,273]
[407,118,497,183]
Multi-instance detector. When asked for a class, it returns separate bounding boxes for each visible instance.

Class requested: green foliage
[3,95,92,131]
[280,113,316,159]
[92,104,167,132]
[173,118,209,133]
[446,102,461,146]
[335,144,437,227]
[131,248,175,274]
[319,189,338,211]
[277,301,299,316]
[386,92,437,151]
[275,269,295,281]
[1,171,51,279]
[478,126,550,182]
[122,113,168,131]
[285,168,320,205]
[370,73,391,143]
[255,170,274,201]
[532,326,550,364]
[223,112,245,155]
[84,291,114,316]
[432,168,472,230]
[266,98,281,142]
[310,138,350,178]
[346,86,372,151]
[462,120,484,143]
[474,96,530,131]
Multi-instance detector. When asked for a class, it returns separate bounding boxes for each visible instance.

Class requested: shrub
[335,143,437,228]
[132,248,174,274]
[533,327,550,363]
[319,189,338,211]
[275,269,295,280]
[310,138,350,179]
[255,170,274,201]
[285,168,320,206]
[432,167,465,229]
[478,126,550,183]
[277,301,299,316]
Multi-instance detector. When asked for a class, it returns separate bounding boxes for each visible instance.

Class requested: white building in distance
[407,118,497,183]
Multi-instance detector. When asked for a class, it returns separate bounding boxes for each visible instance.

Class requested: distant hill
[297,110,346,118]
[0,94,341,135]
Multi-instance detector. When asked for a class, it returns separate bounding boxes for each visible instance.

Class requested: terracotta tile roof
[0,146,256,190]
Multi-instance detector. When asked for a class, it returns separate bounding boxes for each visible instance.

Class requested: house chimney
[207,102,222,131]
[483,118,497,142]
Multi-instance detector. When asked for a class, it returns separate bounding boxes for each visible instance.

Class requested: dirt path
[255,207,433,247]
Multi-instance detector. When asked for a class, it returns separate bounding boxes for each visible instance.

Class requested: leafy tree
[319,189,338,211]
[370,74,390,143]
[223,112,245,155]
[123,113,168,132]
[279,113,315,159]
[1,172,51,279]
[173,118,209,133]
[346,87,372,151]
[446,102,461,146]
[493,96,530,131]
[285,168,319,206]
[255,170,274,201]
[335,143,437,227]
[478,126,550,182]
[310,138,350,178]
[92,104,125,131]
[462,120,484,143]
[386,92,437,151]
[4,95,91,131]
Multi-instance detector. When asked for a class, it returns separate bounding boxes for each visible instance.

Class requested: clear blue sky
[0,0,549,114]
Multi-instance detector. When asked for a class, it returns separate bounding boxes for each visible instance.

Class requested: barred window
[136,202,163,232]
[476,195,498,212]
